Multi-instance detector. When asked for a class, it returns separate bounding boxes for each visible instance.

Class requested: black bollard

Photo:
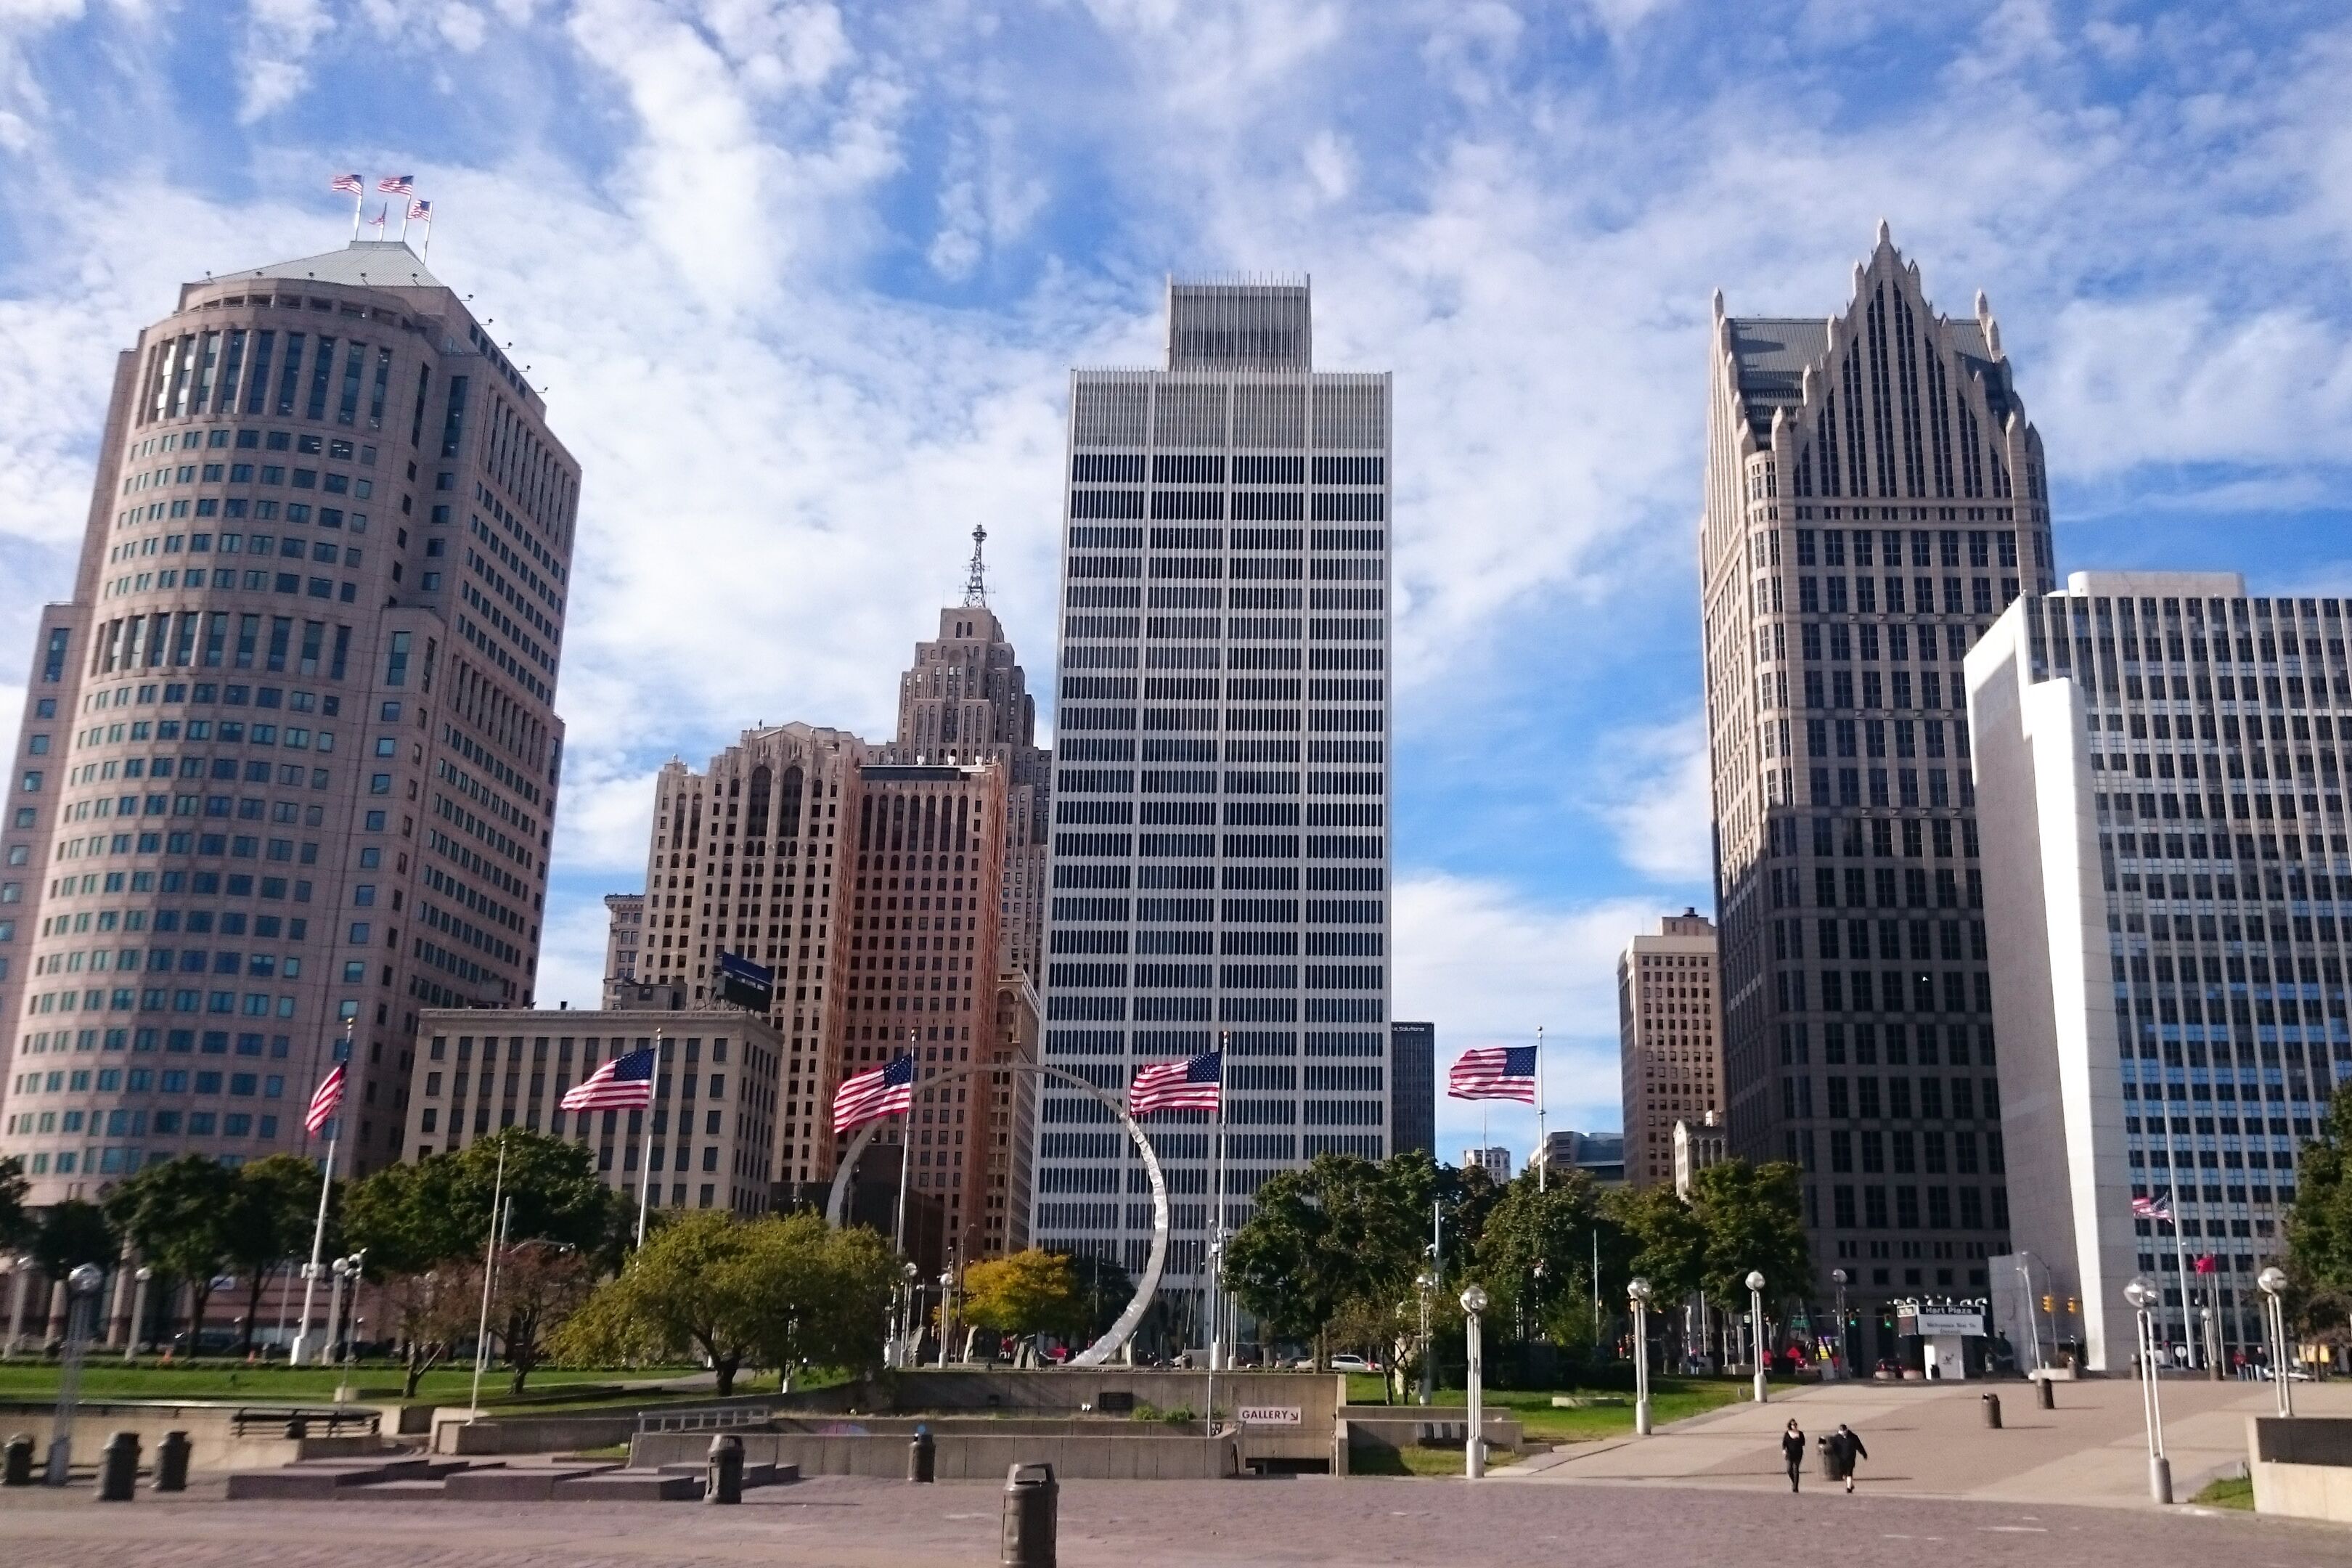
[155,1432,191,1493]
[97,1432,139,1502]
[1001,1461,1058,1568]
[2036,1376,2055,1410]
[909,1425,936,1484]
[281,1416,307,1442]
[704,1433,743,1505]
[1980,1392,2002,1429]
[3,1434,33,1487]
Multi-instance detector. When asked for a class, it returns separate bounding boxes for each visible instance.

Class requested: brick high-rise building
[1032,279,1393,1286]
[1699,224,2057,1338]
[0,238,575,1200]
[1618,910,1721,1189]
[600,891,644,1005]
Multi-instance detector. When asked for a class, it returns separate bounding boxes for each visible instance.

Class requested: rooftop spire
[963,523,989,607]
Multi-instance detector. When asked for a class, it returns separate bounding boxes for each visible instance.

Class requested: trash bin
[1980,1393,2002,1429]
[705,1433,743,1505]
[97,1431,140,1502]
[909,1425,936,1484]
[1001,1461,1057,1568]
[155,1432,192,1493]
[2,1434,33,1488]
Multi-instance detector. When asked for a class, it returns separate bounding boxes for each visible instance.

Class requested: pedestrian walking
[1824,1422,1869,1493]
[1780,1418,1806,1493]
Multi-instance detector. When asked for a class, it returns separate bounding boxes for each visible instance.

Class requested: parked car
[1293,1353,1381,1373]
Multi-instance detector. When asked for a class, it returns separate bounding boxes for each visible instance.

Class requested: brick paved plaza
[3,1471,2345,1568]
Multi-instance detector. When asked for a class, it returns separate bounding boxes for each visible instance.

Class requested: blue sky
[4,0,2352,1168]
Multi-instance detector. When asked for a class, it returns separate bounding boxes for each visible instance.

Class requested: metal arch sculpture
[825,1060,1169,1366]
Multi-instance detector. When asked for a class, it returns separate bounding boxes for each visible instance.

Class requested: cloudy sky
[4,0,2351,1166]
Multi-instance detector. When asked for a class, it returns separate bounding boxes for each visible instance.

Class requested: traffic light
[2065,1297,2079,1315]
[2041,1294,2053,1312]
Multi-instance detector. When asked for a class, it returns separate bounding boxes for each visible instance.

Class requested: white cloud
[1594,714,1714,884]
[239,0,335,122]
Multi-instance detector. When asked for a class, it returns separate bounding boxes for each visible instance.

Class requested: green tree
[377,1262,479,1397]
[1066,1251,1134,1344]
[32,1198,117,1292]
[105,1155,236,1341]
[348,1129,618,1274]
[1222,1152,1421,1366]
[1474,1170,1619,1349]
[2285,1080,2352,1358]
[221,1153,319,1356]
[962,1249,1082,1339]
[554,1211,888,1395]
[494,1243,599,1395]
[1688,1159,1813,1346]
[1604,1181,1707,1308]
[0,1156,30,1252]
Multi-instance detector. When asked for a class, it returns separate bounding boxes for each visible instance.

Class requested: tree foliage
[105,1155,236,1334]
[31,1199,116,1281]
[2286,1080,2352,1348]
[554,1211,891,1395]
[1686,1159,1812,1309]
[346,1127,620,1273]
[221,1153,320,1355]
[494,1244,600,1395]
[379,1262,481,1398]
[1222,1152,1422,1365]
[0,1156,29,1251]
[1474,1170,1622,1345]
[961,1249,1082,1338]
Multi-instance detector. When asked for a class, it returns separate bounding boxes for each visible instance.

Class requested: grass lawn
[1347,1443,1522,1477]
[0,1361,706,1407]
[2191,1471,2253,1511]
[1342,1373,1748,1444]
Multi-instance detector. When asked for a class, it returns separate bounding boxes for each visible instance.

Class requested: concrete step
[552,1471,703,1501]
[225,1458,499,1499]
[655,1460,799,1488]
[444,1464,619,1500]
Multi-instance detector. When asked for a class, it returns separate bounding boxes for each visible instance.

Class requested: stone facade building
[1618,910,1722,1189]
[0,238,573,1199]
[600,891,644,1005]
[1699,224,2058,1339]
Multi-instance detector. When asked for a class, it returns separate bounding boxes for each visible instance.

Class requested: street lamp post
[2010,1256,2043,1375]
[46,1262,105,1485]
[1414,1270,1436,1406]
[1460,1285,1489,1479]
[897,1261,918,1369]
[122,1267,153,1363]
[0,1253,27,1360]
[2124,1275,2171,1504]
[325,1254,354,1372]
[1746,1270,1768,1403]
[335,1251,367,1402]
[1628,1278,1654,1436]
[937,1269,955,1368]
[2258,1266,2293,1418]
[1830,1268,1850,1379]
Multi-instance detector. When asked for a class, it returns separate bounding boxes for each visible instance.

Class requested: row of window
[1070,455,1386,485]
[12,1065,289,1098]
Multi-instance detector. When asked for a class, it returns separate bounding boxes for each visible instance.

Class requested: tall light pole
[1460,1284,1489,1479]
[1415,1269,1436,1406]
[46,1263,105,1485]
[1830,1267,1850,1379]
[1628,1277,1654,1436]
[2009,1255,2043,1375]
[937,1268,955,1368]
[2258,1266,2293,1418]
[2124,1275,2171,1503]
[1746,1270,1768,1403]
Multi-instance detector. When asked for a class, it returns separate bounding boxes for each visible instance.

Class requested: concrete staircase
[225,1455,797,1503]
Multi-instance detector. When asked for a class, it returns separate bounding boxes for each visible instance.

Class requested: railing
[229,1406,383,1438]
[635,1405,774,1436]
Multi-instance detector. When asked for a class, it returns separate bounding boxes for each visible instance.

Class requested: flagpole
[635,1029,664,1249]
[469,1139,507,1415]
[2154,1100,2196,1368]
[348,185,363,242]
[892,1031,915,1260]
[421,209,434,264]
[1212,1030,1227,1373]
[399,203,412,242]
[290,1018,351,1365]
[1536,1026,1547,1193]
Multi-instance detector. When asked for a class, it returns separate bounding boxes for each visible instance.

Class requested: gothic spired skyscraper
[1699,224,2056,1347]
[0,239,577,1200]
[1032,279,1393,1289]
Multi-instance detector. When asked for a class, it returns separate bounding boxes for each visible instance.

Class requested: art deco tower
[0,239,576,1200]
[1699,224,2055,1347]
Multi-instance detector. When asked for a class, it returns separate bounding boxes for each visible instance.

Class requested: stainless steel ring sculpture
[824,1060,1169,1365]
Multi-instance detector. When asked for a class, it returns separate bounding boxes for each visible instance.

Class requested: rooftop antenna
[963,523,989,607]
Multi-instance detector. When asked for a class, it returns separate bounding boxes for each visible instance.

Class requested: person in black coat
[1825,1423,1869,1493]
[1780,1418,1807,1493]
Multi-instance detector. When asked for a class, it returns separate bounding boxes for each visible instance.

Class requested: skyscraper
[1699,224,2057,1345]
[600,891,644,1005]
[1618,909,1722,1189]
[1031,279,1392,1286]
[1968,571,2352,1371]
[878,528,1050,986]
[1389,1020,1435,1158]
[0,238,575,1199]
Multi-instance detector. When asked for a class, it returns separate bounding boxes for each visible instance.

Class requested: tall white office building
[1030,280,1393,1290]
[1969,571,2352,1371]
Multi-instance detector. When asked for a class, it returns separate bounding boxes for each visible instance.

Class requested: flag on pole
[366,203,387,233]
[1449,1045,1538,1103]
[330,173,364,195]
[304,1063,346,1135]
[1130,1052,1222,1115]
[407,197,431,221]
[2132,1191,2173,1222]
[2193,1254,2217,1275]
[833,1054,916,1132]
[559,1045,658,1111]
[376,174,415,195]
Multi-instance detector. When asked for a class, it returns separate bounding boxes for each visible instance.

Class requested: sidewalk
[1501,1373,2351,1510]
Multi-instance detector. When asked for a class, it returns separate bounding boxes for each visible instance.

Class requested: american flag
[2132,1191,2173,1222]
[376,173,416,195]
[1130,1052,1221,1116]
[367,203,387,232]
[407,197,431,221]
[833,1054,916,1132]
[560,1045,658,1111]
[304,1063,345,1135]
[330,173,364,195]
[1449,1045,1537,1103]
